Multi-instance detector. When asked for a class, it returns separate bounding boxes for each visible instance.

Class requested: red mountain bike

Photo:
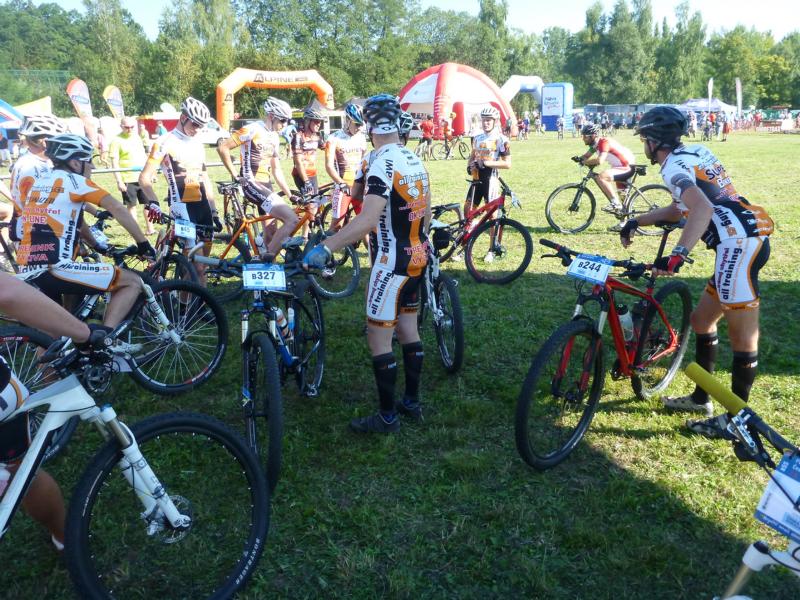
[515,225,692,470]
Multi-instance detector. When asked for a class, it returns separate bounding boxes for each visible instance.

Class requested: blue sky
[38,0,799,42]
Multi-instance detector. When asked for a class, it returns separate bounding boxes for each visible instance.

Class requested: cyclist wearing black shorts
[465,105,511,217]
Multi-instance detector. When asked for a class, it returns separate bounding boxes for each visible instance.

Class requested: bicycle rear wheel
[627,184,671,236]
[457,140,470,160]
[243,332,284,493]
[464,217,533,284]
[126,280,228,395]
[515,319,605,470]
[308,244,360,299]
[65,412,269,600]
[631,281,691,400]
[431,143,446,161]
[545,184,596,234]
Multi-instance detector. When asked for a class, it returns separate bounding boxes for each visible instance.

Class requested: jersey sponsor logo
[367,269,391,314]
[717,245,743,301]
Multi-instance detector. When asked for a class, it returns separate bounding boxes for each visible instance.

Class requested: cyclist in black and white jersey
[619,106,773,439]
[305,96,430,434]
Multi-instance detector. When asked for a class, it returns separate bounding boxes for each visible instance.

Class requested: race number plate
[243,263,287,291]
[566,254,613,285]
[174,219,196,240]
[754,453,800,543]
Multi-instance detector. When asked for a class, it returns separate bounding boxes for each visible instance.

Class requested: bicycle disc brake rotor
[144,495,193,544]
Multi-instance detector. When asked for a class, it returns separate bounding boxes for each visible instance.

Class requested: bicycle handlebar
[539,238,648,278]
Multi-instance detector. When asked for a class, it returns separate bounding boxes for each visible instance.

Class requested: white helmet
[19,114,66,138]
[180,97,211,125]
[263,97,293,121]
[44,133,94,163]
[480,106,500,120]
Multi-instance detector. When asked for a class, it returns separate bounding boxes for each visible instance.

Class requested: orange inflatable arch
[216,68,335,130]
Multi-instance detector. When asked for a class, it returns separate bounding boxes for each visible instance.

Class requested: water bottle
[255,234,267,255]
[617,303,634,342]
[0,464,10,498]
[286,307,295,340]
[275,308,292,341]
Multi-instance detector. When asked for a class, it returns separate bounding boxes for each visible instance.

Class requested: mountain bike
[417,224,464,373]
[0,221,17,274]
[431,135,470,161]
[429,177,533,284]
[545,163,672,234]
[236,239,325,493]
[515,226,691,470]
[0,337,269,599]
[685,362,800,600]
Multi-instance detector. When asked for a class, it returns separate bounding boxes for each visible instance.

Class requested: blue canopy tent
[0,98,24,140]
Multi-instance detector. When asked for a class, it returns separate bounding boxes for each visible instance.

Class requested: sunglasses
[122,125,135,130]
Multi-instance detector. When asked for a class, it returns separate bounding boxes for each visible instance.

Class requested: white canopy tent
[681,98,737,113]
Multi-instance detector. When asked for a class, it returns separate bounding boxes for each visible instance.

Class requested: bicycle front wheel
[431,143,447,161]
[308,244,360,299]
[65,412,269,600]
[515,319,605,470]
[431,273,464,373]
[127,280,228,395]
[464,217,533,284]
[545,184,596,234]
[627,184,672,236]
[244,332,284,493]
[631,281,691,400]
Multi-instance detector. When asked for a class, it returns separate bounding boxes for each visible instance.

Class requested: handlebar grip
[539,238,561,251]
[685,362,747,414]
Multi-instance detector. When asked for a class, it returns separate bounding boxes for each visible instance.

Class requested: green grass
[3,131,799,598]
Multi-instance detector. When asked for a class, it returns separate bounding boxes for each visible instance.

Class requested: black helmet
[363,94,402,133]
[636,106,687,146]
[581,123,600,136]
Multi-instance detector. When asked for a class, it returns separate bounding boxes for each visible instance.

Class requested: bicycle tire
[464,217,533,285]
[545,184,596,234]
[457,140,470,160]
[308,244,360,299]
[515,318,605,470]
[629,184,673,237]
[64,412,269,600]
[157,252,199,282]
[0,326,77,463]
[205,237,251,303]
[126,280,228,395]
[631,281,692,400]
[288,284,325,396]
[431,143,446,161]
[244,332,284,493]
[432,273,464,373]
[0,234,17,274]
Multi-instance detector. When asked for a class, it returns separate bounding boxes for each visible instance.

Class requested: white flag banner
[707,78,714,114]
[735,78,742,116]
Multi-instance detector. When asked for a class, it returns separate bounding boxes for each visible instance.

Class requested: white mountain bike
[0,337,269,599]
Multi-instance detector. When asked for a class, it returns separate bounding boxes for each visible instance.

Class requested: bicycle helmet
[263,97,293,121]
[362,94,401,134]
[636,106,688,146]
[398,111,414,136]
[44,133,94,163]
[180,97,211,126]
[581,123,600,136]
[304,106,326,122]
[480,106,500,119]
[344,102,364,126]
[19,114,65,138]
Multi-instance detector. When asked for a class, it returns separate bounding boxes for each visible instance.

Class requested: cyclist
[140,97,220,282]
[418,114,434,158]
[619,106,773,438]
[325,102,366,231]
[466,106,511,262]
[109,116,151,235]
[305,95,431,434]
[8,115,66,242]
[292,106,327,197]
[280,118,297,159]
[440,117,452,156]
[573,123,636,215]
[16,133,155,327]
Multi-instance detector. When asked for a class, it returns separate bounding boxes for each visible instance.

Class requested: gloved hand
[212,211,223,233]
[302,180,315,197]
[303,244,332,269]
[652,253,686,275]
[571,155,584,164]
[137,240,156,260]
[145,203,163,224]
[335,182,350,196]
[75,323,113,352]
[290,193,304,205]
[619,219,639,247]
[95,210,113,221]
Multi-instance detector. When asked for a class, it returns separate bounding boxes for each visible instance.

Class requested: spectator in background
[280,119,297,159]
[110,116,152,235]
[572,112,582,137]
[138,123,151,152]
[722,112,731,142]
[96,127,109,167]
[155,120,167,137]
[0,132,10,166]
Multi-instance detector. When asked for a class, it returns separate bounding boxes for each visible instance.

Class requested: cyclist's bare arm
[138,160,160,205]
[0,272,90,342]
[584,151,604,167]
[217,138,239,180]
[99,196,147,244]
[320,194,385,253]
[270,155,292,198]
[482,155,511,170]
[669,187,713,253]
[201,168,217,212]
[324,142,345,185]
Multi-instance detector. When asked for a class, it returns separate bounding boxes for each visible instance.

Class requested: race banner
[735,78,742,116]
[66,78,93,118]
[102,85,125,119]
[707,78,713,114]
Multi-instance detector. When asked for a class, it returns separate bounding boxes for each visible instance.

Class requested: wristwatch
[672,245,690,257]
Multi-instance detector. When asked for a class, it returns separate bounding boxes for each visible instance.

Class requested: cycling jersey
[291,126,324,180]
[8,152,52,240]
[420,120,434,140]
[364,143,429,277]
[326,129,366,186]
[146,129,208,204]
[589,137,634,168]
[469,130,510,206]
[660,144,773,248]
[229,121,279,184]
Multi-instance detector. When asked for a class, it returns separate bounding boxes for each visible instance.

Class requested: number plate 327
[567,254,613,285]
[243,264,287,291]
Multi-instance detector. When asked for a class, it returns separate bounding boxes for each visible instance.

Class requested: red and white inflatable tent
[399,63,515,137]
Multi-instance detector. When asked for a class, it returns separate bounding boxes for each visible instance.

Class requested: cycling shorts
[609,166,635,181]
[331,187,362,219]
[466,171,499,208]
[0,414,30,463]
[18,261,120,304]
[241,180,284,216]
[292,173,318,197]
[705,236,770,310]
[169,201,213,242]
[365,268,421,327]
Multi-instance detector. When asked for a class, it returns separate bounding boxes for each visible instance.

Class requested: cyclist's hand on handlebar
[652,253,685,276]
[76,323,113,353]
[95,210,113,221]
[619,219,638,248]
[571,155,584,164]
[303,243,332,270]
[335,182,350,196]
[211,211,223,233]
[137,240,156,260]
[145,202,163,224]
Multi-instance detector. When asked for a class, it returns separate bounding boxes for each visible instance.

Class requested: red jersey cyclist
[325,102,367,231]
[218,97,299,258]
[573,123,636,216]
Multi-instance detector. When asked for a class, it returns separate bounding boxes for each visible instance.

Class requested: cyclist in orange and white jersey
[291,106,327,197]
[575,123,636,213]
[325,102,366,230]
[17,134,154,327]
[218,96,298,258]
[466,105,511,214]
[619,106,773,439]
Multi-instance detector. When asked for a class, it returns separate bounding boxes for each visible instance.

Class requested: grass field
[3,130,799,599]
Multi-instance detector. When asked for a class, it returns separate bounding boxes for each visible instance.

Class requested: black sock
[732,351,758,403]
[372,352,397,414]
[401,342,424,404]
[691,333,718,404]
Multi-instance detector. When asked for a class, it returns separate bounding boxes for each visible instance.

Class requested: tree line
[0,0,798,120]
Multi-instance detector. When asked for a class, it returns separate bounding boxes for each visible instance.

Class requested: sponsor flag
[707,78,713,114]
[66,78,93,118]
[0,98,24,128]
[102,85,125,119]
[735,78,742,116]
